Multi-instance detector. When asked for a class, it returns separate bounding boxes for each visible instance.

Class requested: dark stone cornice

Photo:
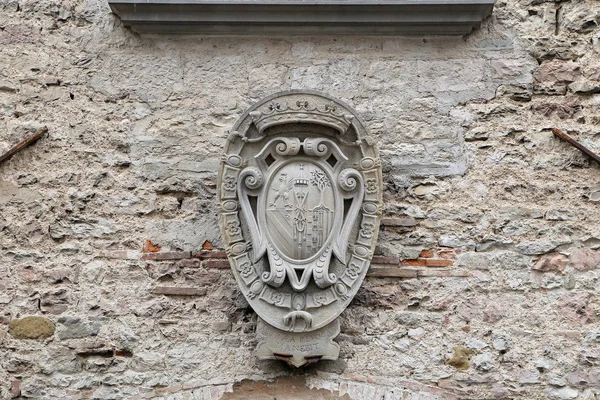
[108,0,495,36]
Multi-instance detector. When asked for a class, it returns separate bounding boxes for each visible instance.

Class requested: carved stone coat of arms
[217,91,382,367]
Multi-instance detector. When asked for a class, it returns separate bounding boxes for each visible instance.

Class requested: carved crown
[249,100,354,135]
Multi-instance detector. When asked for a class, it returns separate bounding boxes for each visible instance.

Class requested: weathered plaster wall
[1,0,600,399]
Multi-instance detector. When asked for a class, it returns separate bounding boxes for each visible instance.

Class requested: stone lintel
[108,0,495,36]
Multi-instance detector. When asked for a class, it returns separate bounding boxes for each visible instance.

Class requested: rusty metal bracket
[553,128,600,165]
[0,126,48,166]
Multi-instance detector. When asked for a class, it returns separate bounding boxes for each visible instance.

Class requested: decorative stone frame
[217,91,382,367]
[108,0,495,36]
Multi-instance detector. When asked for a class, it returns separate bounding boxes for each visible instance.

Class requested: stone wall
[1,0,600,399]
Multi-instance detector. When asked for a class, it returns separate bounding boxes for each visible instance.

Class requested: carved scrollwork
[338,168,361,192]
[239,167,263,190]
[313,245,337,288]
[274,138,301,156]
[303,138,329,157]
[332,167,364,265]
[262,243,286,287]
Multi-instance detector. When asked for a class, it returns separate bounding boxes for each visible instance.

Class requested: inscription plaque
[217,91,382,367]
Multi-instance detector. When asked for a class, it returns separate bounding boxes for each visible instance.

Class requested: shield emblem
[218,91,382,367]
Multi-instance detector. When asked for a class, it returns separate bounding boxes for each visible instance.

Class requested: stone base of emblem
[256,318,340,368]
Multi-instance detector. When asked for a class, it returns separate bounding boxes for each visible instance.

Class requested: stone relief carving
[218,91,382,367]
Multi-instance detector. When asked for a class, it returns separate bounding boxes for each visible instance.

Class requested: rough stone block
[547,387,579,400]
[516,240,557,255]
[446,345,472,370]
[531,252,568,273]
[8,316,55,339]
[417,59,488,94]
[0,24,40,45]
[491,59,535,85]
[561,2,600,33]
[153,286,206,296]
[98,250,141,260]
[146,218,222,251]
[569,248,600,271]
[534,60,581,95]
[56,316,102,340]
[381,216,418,227]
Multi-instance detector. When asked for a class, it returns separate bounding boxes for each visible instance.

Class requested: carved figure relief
[218,91,382,367]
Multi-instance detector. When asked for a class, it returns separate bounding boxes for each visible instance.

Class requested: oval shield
[265,160,336,262]
[218,91,382,366]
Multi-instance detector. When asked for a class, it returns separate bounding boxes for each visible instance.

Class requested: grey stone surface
[472,351,494,372]
[516,240,558,255]
[1,0,600,398]
[56,316,102,340]
[491,332,511,351]
[547,387,579,400]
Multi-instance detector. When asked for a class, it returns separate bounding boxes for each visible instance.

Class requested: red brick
[437,249,458,260]
[425,259,454,267]
[367,267,418,278]
[401,259,427,266]
[177,259,203,268]
[371,255,400,265]
[153,286,206,296]
[205,260,231,269]
[419,249,434,258]
[143,240,161,253]
[141,251,191,261]
[192,250,228,259]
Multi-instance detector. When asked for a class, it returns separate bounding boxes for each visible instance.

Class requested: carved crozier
[217,91,382,367]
